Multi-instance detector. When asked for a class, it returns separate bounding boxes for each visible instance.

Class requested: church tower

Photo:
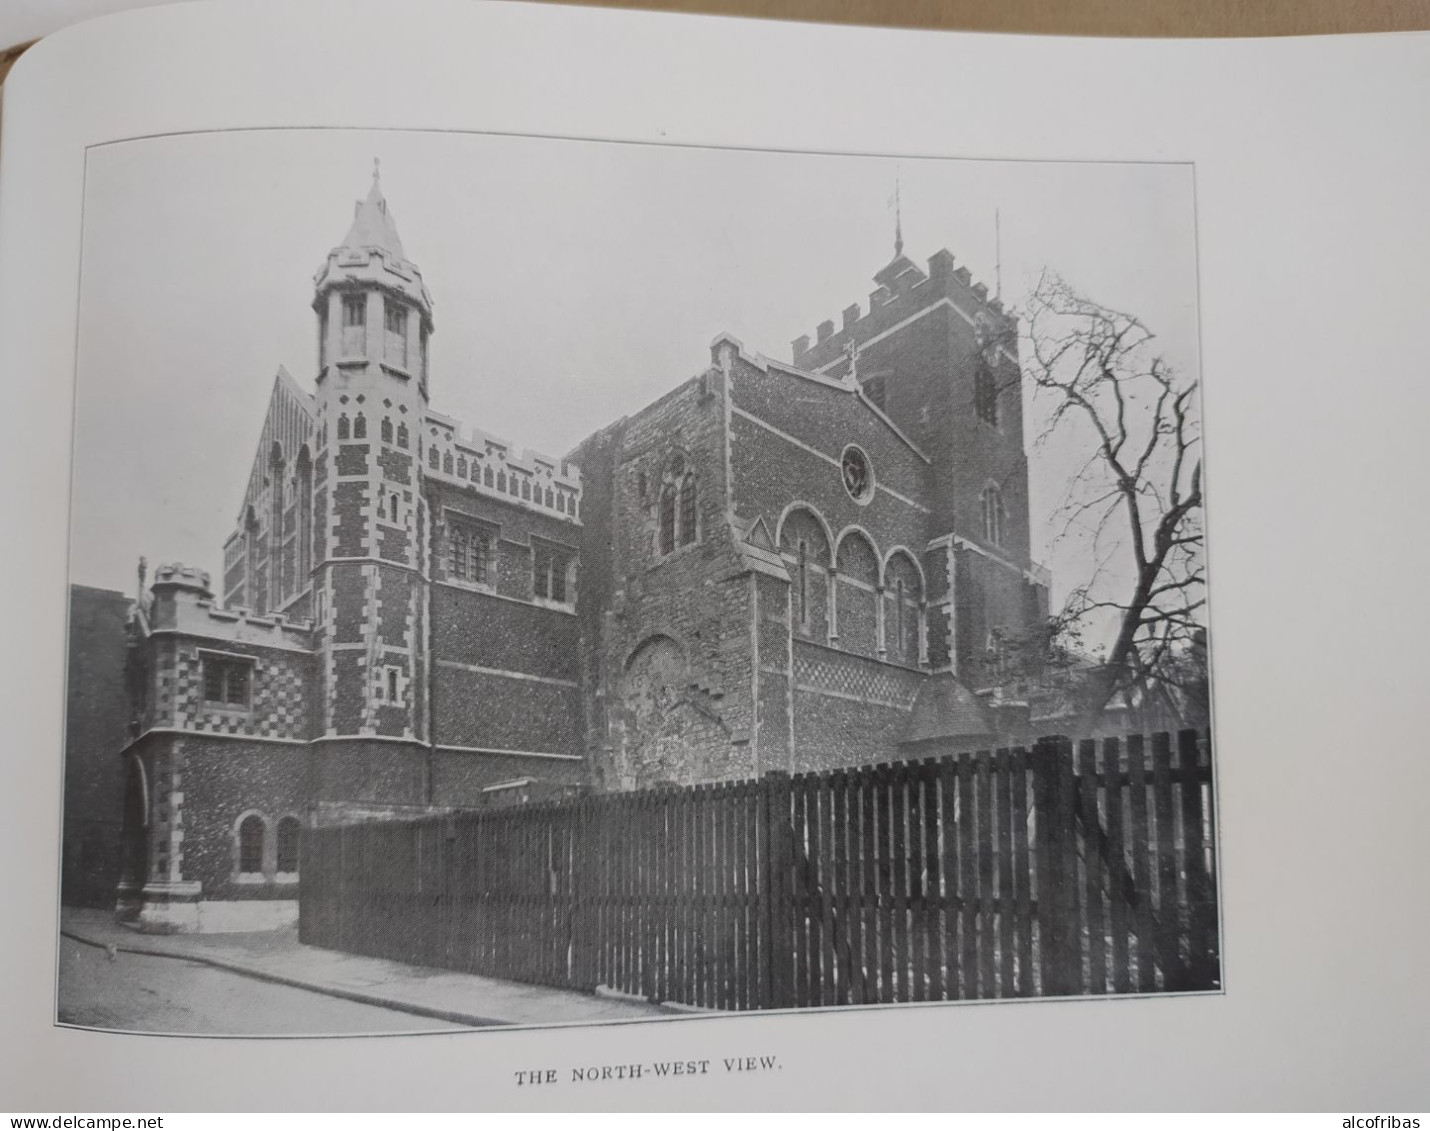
[310,165,435,793]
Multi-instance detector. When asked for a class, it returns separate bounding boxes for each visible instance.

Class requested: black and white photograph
[57,128,1217,1037]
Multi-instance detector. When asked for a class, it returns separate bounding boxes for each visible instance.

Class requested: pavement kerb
[60,927,502,1029]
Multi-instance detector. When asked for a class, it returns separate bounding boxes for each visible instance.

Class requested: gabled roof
[234,366,316,525]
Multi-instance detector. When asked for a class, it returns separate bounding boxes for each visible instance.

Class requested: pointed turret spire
[340,158,406,259]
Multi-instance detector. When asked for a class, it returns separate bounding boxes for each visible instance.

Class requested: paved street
[57,936,467,1035]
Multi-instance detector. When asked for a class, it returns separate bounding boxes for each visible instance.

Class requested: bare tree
[1017,270,1206,731]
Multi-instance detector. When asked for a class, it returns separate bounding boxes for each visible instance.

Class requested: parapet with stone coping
[791,247,1015,372]
[422,410,583,524]
[148,562,314,651]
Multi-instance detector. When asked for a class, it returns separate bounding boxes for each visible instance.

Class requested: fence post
[761,771,795,1010]
[1031,735,1078,997]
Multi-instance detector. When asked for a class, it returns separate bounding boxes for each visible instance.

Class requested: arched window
[678,474,697,546]
[337,414,350,441]
[275,817,300,876]
[981,483,1005,547]
[796,540,809,628]
[443,451,453,475]
[380,417,393,444]
[976,363,999,428]
[544,487,554,508]
[835,532,881,657]
[883,551,924,666]
[295,447,313,581]
[268,443,284,609]
[657,456,698,557]
[496,471,506,492]
[238,814,265,876]
[659,484,677,555]
[389,493,400,525]
[521,479,531,501]
[428,447,439,470]
[457,456,467,478]
[396,422,409,449]
[353,413,367,440]
[244,507,261,613]
[509,476,519,497]
[484,465,494,487]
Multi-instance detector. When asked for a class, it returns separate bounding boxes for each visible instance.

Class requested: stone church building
[113,171,1049,931]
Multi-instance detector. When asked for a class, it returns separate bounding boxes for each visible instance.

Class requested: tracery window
[353,413,367,440]
[657,456,699,555]
[841,446,873,503]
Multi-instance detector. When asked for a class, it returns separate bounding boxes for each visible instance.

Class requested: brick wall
[790,640,924,772]
[150,635,314,741]
[578,370,762,788]
[159,734,308,900]
[729,356,929,559]
[62,585,131,907]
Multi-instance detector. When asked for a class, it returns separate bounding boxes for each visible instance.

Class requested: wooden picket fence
[299,730,1220,1009]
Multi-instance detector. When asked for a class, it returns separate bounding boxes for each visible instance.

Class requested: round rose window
[841,445,874,503]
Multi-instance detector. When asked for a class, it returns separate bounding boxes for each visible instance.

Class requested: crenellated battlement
[792,247,1012,371]
[148,561,313,649]
[423,410,583,523]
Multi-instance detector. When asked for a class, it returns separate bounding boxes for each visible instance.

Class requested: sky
[68,127,1201,630]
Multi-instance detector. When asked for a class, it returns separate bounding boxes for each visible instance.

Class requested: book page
[1,0,1427,1111]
